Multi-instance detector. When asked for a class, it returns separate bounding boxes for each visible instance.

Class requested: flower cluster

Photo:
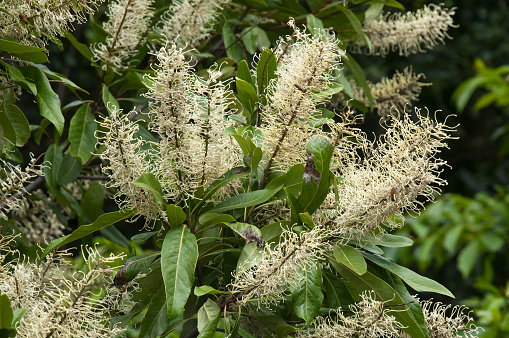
[260,18,343,172]
[0,236,130,337]
[344,67,431,120]
[0,0,104,48]
[322,110,455,239]
[144,44,240,202]
[155,0,230,48]
[0,156,44,220]
[91,0,155,72]
[351,4,456,57]
[98,107,166,224]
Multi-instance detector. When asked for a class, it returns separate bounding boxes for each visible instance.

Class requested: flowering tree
[0,0,479,337]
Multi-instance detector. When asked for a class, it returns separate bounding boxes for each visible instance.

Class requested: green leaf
[236,77,258,115]
[102,85,119,114]
[236,242,264,273]
[207,184,283,214]
[333,245,367,275]
[80,180,104,225]
[256,48,277,97]
[291,263,323,325]
[161,225,199,320]
[0,60,37,94]
[336,6,372,51]
[323,271,355,309]
[361,234,414,248]
[56,153,82,185]
[306,14,325,36]
[236,60,255,87]
[133,173,164,205]
[199,213,235,227]
[20,66,64,134]
[362,252,454,297]
[28,63,88,94]
[100,225,132,249]
[197,299,220,333]
[41,209,136,260]
[306,135,333,173]
[43,144,62,193]
[458,239,480,278]
[125,252,161,281]
[11,308,26,329]
[0,88,30,146]
[241,27,270,55]
[223,21,244,64]
[69,104,96,163]
[139,287,169,338]
[191,167,249,214]
[343,53,374,110]
[330,260,427,338]
[64,31,93,61]
[0,294,13,329]
[166,204,187,227]
[366,0,404,10]
[194,285,225,297]
[0,39,48,63]
[131,231,158,242]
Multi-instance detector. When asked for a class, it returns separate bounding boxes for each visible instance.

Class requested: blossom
[0,156,44,220]
[0,237,129,337]
[97,107,166,224]
[144,44,240,202]
[260,18,343,173]
[91,0,155,72]
[344,67,431,120]
[154,0,230,48]
[0,0,104,48]
[351,4,456,57]
[318,109,455,239]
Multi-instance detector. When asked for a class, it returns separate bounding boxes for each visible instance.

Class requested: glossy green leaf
[21,66,64,134]
[236,60,255,87]
[256,48,277,97]
[223,21,244,64]
[331,260,427,338]
[139,287,168,338]
[133,173,164,205]
[199,213,235,227]
[361,234,413,248]
[458,239,480,278]
[363,252,454,297]
[336,6,372,51]
[323,271,355,309]
[366,0,404,10]
[0,39,48,63]
[161,224,199,320]
[131,231,158,242]
[0,60,37,94]
[0,294,13,329]
[343,53,374,109]
[29,63,88,94]
[100,225,132,249]
[64,31,93,61]
[208,184,283,214]
[69,104,96,164]
[291,262,323,325]
[197,299,220,333]
[79,180,104,225]
[43,144,62,193]
[194,285,225,297]
[0,88,30,146]
[41,209,136,259]
[236,77,258,115]
[333,245,367,275]
[102,85,119,114]
[241,27,270,55]
[306,14,325,36]
[166,204,187,227]
[56,153,82,186]
[236,242,264,273]
[11,308,26,329]
[125,252,161,281]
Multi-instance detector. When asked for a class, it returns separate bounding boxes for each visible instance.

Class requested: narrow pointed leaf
[333,245,367,275]
[69,104,96,164]
[161,225,199,320]
[41,209,136,259]
[133,173,164,205]
[207,184,283,214]
[362,252,454,297]
[139,287,168,338]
